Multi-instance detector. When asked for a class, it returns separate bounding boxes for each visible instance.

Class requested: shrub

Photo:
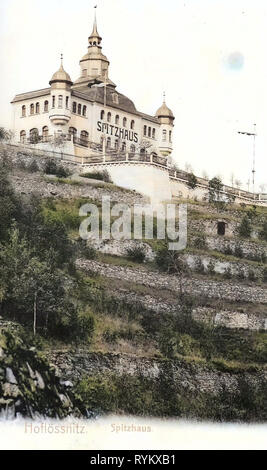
[77,239,97,260]
[248,270,257,282]
[207,259,215,275]
[238,216,252,238]
[259,221,267,242]
[81,170,112,183]
[155,247,188,275]
[126,245,146,263]
[187,173,198,190]
[195,257,205,274]
[234,244,244,258]
[44,159,70,178]
[27,160,39,173]
[193,235,206,249]
[223,267,232,279]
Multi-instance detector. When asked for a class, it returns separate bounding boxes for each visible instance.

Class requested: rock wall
[47,350,267,397]
[76,259,267,304]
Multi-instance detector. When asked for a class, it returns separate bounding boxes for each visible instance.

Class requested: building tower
[49,55,73,133]
[155,93,175,156]
[73,11,116,89]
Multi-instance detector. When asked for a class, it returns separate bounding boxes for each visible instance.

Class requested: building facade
[11,15,175,161]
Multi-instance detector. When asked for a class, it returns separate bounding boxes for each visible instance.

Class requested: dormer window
[112,93,119,104]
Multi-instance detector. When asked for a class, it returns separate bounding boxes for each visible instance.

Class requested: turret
[49,55,72,129]
[73,9,116,89]
[155,94,175,156]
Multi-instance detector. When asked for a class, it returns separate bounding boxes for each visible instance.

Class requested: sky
[0,0,267,191]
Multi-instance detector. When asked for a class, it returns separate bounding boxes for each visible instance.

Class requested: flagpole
[237,124,257,196]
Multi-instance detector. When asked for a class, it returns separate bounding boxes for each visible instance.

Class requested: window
[78,104,82,115]
[82,105,87,116]
[81,130,89,141]
[58,95,63,108]
[148,127,151,138]
[123,117,127,127]
[44,100,49,112]
[72,102,77,113]
[112,93,119,104]
[169,130,172,143]
[20,130,26,143]
[163,129,167,141]
[42,126,49,142]
[152,128,156,139]
[66,97,69,109]
[107,112,111,123]
[217,222,226,236]
[82,69,87,77]
[69,127,77,139]
[115,115,119,125]
[121,142,126,151]
[130,120,135,130]
[143,125,147,136]
[52,96,55,108]
[100,110,105,120]
[106,137,111,149]
[29,128,39,143]
[114,139,119,150]
[30,104,34,115]
[36,102,40,113]
[130,144,135,153]
[21,105,26,117]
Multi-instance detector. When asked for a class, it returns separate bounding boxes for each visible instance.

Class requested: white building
[11,14,175,162]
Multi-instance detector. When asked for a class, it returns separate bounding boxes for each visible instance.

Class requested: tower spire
[89,5,102,45]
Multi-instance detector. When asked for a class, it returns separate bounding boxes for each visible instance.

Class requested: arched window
[72,102,77,113]
[81,130,89,142]
[58,96,63,108]
[100,110,105,120]
[121,142,126,151]
[44,101,49,112]
[130,144,135,153]
[143,125,147,136]
[36,102,40,114]
[21,105,26,117]
[106,137,111,149]
[123,117,127,127]
[20,130,26,143]
[130,120,135,130]
[52,96,56,108]
[69,127,77,139]
[115,115,119,125]
[148,127,151,138]
[78,104,82,115]
[42,126,49,142]
[114,139,119,150]
[30,104,34,115]
[66,97,69,109]
[107,112,111,123]
[82,105,87,116]
[162,129,167,141]
[169,130,172,143]
[29,128,39,143]
[152,128,156,139]
[100,136,105,148]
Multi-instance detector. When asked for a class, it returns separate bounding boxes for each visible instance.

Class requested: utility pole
[238,123,257,195]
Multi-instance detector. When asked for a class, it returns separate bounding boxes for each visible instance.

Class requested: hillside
[0,143,266,422]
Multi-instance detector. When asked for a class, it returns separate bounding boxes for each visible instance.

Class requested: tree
[0,227,76,336]
[238,215,252,238]
[259,221,267,241]
[0,165,20,241]
[187,173,198,190]
[208,177,226,210]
